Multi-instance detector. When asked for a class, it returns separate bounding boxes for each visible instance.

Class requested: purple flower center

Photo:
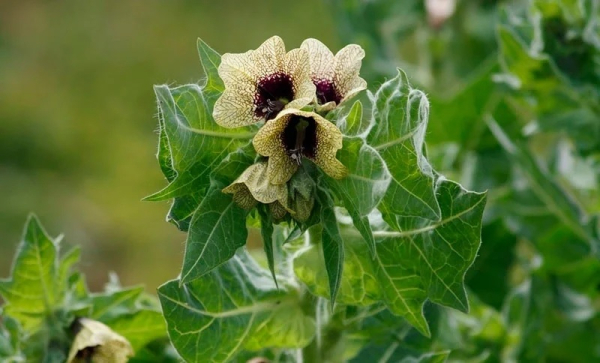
[282,116,317,164]
[254,72,295,120]
[314,79,341,105]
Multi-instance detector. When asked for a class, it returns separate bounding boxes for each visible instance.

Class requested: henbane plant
[147,35,487,361]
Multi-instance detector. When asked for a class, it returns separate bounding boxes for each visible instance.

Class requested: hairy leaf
[158,250,314,363]
[295,180,486,336]
[180,188,249,283]
[367,70,440,221]
[324,137,390,255]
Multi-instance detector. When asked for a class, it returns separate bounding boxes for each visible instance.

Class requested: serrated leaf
[324,137,391,255]
[105,310,167,352]
[180,188,249,283]
[147,39,257,229]
[316,188,345,307]
[0,215,67,333]
[158,249,314,363]
[295,180,486,336]
[366,70,441,221]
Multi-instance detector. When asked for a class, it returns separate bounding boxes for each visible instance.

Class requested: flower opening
[213,36,315,128]
[301,38,367,110]
[253,109,347,185]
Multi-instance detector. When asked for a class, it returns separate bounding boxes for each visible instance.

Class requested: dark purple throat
[282,116,317,164]
[314,79,341,105]
[254,72,295,120]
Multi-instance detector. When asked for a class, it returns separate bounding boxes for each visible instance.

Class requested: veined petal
[213,88,259,128]
[311,115,347,179]
[253,109,346,184]
[301,38,367,107]
[284,48,315,110]
[222,162,288,207]
[222,183,258,210]
[301,38,335,81]
[334,44,367,102]
[213,36,316,126]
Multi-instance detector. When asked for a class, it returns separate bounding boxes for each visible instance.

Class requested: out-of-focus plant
[326,0,600,361]
[0,215,176,362]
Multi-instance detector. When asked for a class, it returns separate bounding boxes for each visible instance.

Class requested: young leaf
[0,215,67,333]
[316,188,345,307]
[323,137,391,255]
[180,188,249,283]
[158,250,315,362]
[366,70,441,221]
[88,286,145,322]
[258,205,277,286]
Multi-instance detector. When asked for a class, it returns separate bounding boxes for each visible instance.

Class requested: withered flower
[222,162,290,218]
[67,318,133,363]
[253,109,347,185]
[213,36,316,128]
[301,38,367,111]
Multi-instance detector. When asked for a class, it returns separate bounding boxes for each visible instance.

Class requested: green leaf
[158,250,315,363]
[88,286,145,322]
[197,38,224,93]
[0,215,68,333]
[105,310,167,352]
[146,39,257,229]
[180,188,249,283]
[366,69,441,221]
[351,345,449,363]
[258,205,277,286]
[0,316,23,361]
[339,100,369,137]
[487,117,597,248]
[324,137,391,255]
[295,180,486,336]
[316,188,345,307]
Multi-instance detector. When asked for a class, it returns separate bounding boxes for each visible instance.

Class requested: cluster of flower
[214,36,366,221]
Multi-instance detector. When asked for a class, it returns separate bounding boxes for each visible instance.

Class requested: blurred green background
[0,0,337,292]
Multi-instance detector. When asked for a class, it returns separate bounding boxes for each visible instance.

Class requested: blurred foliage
[0,0,336,292]
[326,0,600,361]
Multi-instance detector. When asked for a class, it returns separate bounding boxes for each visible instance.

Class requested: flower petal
[222,183,258,210]
[249,36,287,77]
[213,87,258,128]
[334,44,366,100]
[253,111,299,184]
[284,48,315,110]
[312,114,347,179]
[301,38,335,81]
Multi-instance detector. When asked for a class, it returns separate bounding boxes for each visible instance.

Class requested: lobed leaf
[367,70,441,221]
[158,249,314,363]
[295,180,486,337]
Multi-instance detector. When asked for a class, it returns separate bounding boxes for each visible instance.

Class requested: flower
[213,36,316,128]
[67,318,133,363]
[253,109,347,185]
[222,162,290,218]
[301,38,367,111]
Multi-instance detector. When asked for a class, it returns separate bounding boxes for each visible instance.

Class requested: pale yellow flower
[67,318,133,363]
[253,109,347,185]
[213,36,316,128]
[222,161,290,214]
[301,38,367,111]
